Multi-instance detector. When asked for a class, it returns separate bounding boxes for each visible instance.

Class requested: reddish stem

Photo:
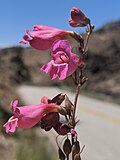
[72,82,81,128]
[83,23,92,54]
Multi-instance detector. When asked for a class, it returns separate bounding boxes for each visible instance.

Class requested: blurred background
[0,0,120,160]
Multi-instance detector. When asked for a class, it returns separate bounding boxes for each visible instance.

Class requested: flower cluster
[3,6,93,160]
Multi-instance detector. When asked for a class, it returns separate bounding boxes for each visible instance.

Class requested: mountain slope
[84,21,120,102]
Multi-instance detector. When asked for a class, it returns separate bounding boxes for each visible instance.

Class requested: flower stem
[71,23,93,128]
[67,154,69,160]
[72,82,81,128]
[83,23,92,54]
[71,74,78,86]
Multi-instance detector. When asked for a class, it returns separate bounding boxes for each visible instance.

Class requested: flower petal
[41,61,59,80]
[41,61,53,74]
[49,64,58,80]
[3,116,18,133]
[52,40,71,57]
[10,100,20,115]
[57,64,68,80]
[41,96,49,104]
[10,100,18,111]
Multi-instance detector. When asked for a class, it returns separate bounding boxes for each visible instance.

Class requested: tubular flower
[41,40,81,80]
[69,7,90,27]
[20,25,73,50]
[3,99,60,133]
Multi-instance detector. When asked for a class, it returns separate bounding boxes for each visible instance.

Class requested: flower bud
[63,138,72,155]
[58,106,67,115]
[49,93,65,105]
[58,147,66,160]
[65,96,73,116]
[41,112,59,131]
[69,7,90,27]
[74,153,81,160]
[71,7,86,23]
[72,140,80,156]
[53,122,70,135]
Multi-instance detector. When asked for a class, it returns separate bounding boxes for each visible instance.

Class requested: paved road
[17,86,120,160]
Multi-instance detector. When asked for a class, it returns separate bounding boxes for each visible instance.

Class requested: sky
[0,0,120,48]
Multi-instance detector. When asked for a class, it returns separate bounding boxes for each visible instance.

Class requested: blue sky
[0,0,120,48]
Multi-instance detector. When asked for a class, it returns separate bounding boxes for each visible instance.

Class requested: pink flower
[20,25,72,50]
[41,40,81,80]
[3,99,59,133]
[69,7,90,27]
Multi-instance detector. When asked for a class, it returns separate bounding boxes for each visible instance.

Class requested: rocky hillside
[84,21,120,102]
[0,20,120,123]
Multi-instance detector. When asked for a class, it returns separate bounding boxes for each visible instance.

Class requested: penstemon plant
[3,6,94,160]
